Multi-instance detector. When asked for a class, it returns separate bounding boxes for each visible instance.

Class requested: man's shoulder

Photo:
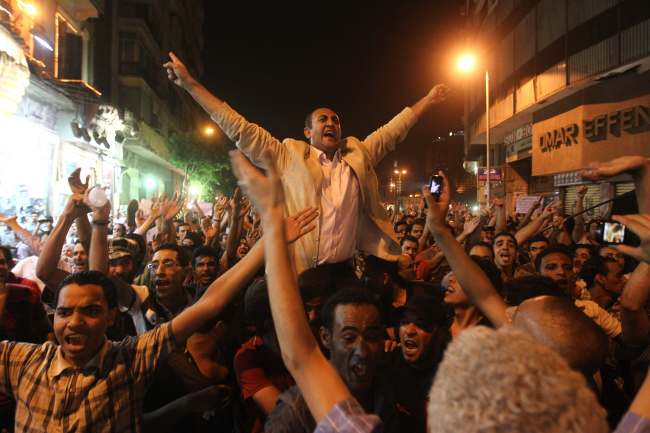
[0,339,57,362]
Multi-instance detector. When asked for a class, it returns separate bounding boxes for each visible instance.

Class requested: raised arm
[68,168,92,252]
[170,238,264,344]
[164,52,286,168]
[514,202,556,245]
[362,84,449,166]
[493,197,507,234]
[219,189,246,271]
[518,197,542,230]
[424,172,509,328]
[230,150,351,423]
[88,192,111,274]
[619,263,650,347]
[572,186,588,243]
[170,200,317,345]
[0,215,40,254]
[36,194,86,288]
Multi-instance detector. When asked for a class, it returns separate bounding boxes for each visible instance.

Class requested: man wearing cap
[387,294,450,433]
[107,237,151,335]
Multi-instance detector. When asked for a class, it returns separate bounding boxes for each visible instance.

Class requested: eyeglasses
[147,259,178,272]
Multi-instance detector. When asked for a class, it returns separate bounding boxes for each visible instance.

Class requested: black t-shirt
[385,332,450,433]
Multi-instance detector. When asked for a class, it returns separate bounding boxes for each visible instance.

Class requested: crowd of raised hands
[1,153,650,433]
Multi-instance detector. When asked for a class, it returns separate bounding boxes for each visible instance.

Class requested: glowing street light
[456,53,476,73]
[189,183,202,197]
[18,1,37,17]
[457,52,491,204]
[145,176,158,191]
[203,125,215,136]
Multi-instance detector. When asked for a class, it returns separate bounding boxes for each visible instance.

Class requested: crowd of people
[0,52,649,433]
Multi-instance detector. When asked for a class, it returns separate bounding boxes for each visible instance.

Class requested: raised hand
[135,209,146,227]
[213,196,228,220]
[612,214,650,264]
[0,214,17,226]
[577,185,588,197]
[150,196,162,218]
[422,171,451,234]
[62,193,90,219]
[285,207,318,243]
[463,216,481,235]
[541,200,559,219]
[159,192,184,221]
[201,217,218,239]
[68,168,89,194]
[239,199,252,219]
[163,52,194,89]
[427,84,450,105]
[229,150,284,216]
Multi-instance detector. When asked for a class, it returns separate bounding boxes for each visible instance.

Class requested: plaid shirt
[615,412,650,433]
[0,322,175,432]
[314,398,382,433]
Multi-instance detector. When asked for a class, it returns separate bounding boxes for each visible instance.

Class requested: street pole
[485,69,491,205]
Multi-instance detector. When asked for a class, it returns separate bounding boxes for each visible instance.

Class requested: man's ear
[304,127,312,141]
[595,273,606,287]
[319,326,332,350]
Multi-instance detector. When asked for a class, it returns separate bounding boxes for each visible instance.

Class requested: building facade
[463,0,650,219]
[0,0,206,234]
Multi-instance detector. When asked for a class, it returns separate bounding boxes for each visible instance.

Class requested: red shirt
[234,335,294,433]
[0,273,50,409]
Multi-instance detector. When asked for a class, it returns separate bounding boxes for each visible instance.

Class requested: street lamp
[203,125,215,136]
[457,52,491,204]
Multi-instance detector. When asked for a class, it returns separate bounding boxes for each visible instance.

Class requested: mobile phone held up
[595,221,639,246]
[429,175,443,201]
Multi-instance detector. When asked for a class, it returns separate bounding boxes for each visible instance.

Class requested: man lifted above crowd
[164,52,449,277]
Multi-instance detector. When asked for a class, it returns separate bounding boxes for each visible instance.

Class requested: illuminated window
[55,13,82,79]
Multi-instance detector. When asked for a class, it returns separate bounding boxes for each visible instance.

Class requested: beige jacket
[211,103,418,275]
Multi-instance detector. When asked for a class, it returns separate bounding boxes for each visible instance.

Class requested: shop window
[55,14,82,80]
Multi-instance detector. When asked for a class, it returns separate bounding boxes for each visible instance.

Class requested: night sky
[201,0,466,193]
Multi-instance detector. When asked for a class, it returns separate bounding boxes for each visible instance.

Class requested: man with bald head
[512,295,608,375]
[420,166,615,374]
[164,52,449,276]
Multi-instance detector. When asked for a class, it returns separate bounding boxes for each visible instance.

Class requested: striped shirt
[314,398,382,433]
[0,322,175,432]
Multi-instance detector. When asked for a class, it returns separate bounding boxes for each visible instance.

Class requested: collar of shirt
[313,147,342,165]
[48,339,110,378]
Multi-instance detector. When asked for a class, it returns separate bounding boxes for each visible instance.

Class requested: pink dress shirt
[314,148,360,264]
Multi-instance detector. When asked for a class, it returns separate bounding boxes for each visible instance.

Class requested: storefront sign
[477,167,502,181]
[505,123,533,162]
[532,94,650,176]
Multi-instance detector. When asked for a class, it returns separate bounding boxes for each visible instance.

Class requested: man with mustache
[265,288,398,433]
[164,52,449,278]
[387,294,449,433]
